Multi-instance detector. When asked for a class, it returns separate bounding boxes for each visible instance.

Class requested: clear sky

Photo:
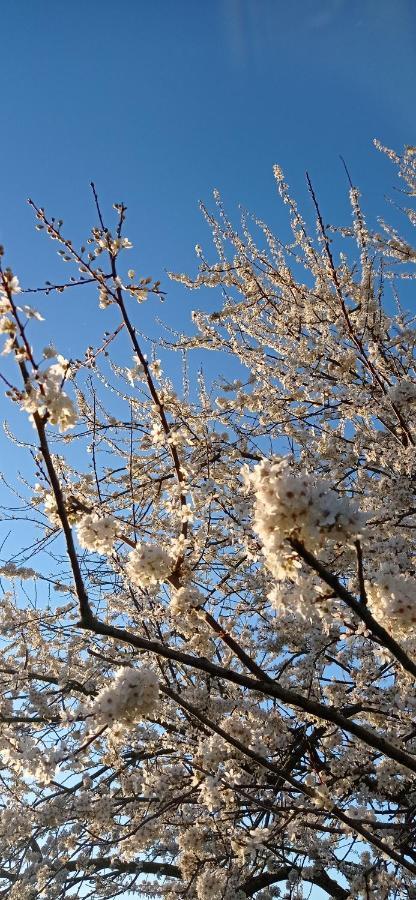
[0,3,415,895]
[1,0,415,319]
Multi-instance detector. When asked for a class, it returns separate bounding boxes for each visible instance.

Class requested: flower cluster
[219,713,252,746]
[169,585,204,617]
[125,542,172,587]
[368,570,416,633]
[231,827,271,863]
[76,513,117,554]
[87,666,159,726]
[196,869,244,900]
[0,314,15,338]
[246,458,364,578]
[0,562,38,581]
[170,587,214,656]
[20,356,77,432]
[43,491,80,527]
[1,735,62,786]
[0,272,20,353]
[0,270,20,299]
[93,228,132,256]
[387,379,416,410]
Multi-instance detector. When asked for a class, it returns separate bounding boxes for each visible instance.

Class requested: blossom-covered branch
[1,143,416,898]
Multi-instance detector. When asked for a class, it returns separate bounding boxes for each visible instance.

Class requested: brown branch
[289,537,416,679]
[77,614,416,775]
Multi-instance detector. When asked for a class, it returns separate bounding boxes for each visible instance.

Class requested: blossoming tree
[0,142,416,899]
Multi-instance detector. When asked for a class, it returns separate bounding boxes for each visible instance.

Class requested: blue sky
[2,0,415,311]
[0,3,415,895]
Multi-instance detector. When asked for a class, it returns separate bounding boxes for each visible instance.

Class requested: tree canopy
[1,142,416,899]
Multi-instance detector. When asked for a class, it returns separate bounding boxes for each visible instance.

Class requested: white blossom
[86,666,159,726]
[246,457,365,578]
[76,513,117,554]
[20,357,77,431]
[368,570,416,633]
[125,542,172,587]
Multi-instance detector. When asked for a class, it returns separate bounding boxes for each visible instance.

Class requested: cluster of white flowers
[42,488,87,528]
[1,736,62,786]
[150,421,166,446]
[196,869,244,900]
[0,562,38,581]
[20,356,77,432]
[198,774,223,812]
[87,666,159,726]
[94,230,132,256]
[43,492,71,527]
[198,734,228,770]
[231,827,271,863]
[0,314,15,337]
[90,795,114,825]
[387,379,416,409]
[71,790,94,820]
[245,458,364,578]
[125,543,172,587]
[170,586,204,617]
[367,570,416,633]
[1,271,20,298]
[178,824,207,857]
[169,586,214,656]
[268,573,326,623]
[219,713,252,746]
[76,513,117,554]
[98,286,113,309]
[0,273,21,354]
